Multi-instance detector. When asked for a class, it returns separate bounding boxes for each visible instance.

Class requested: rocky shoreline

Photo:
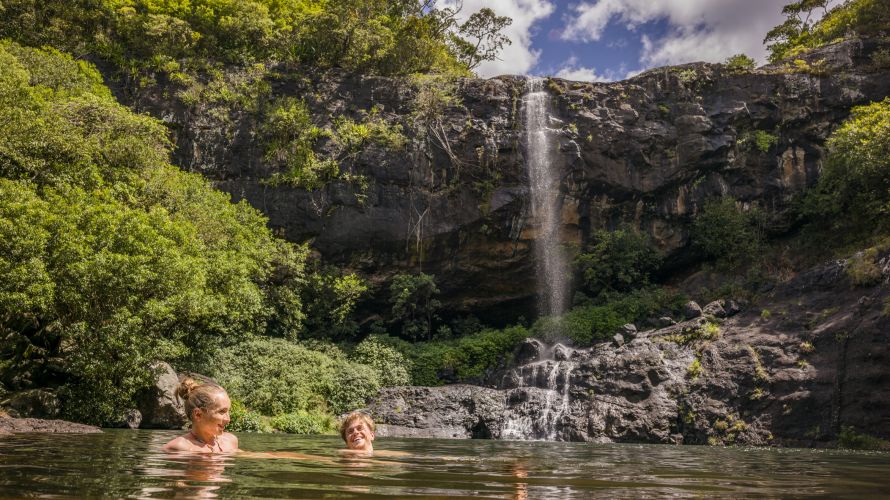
[0,417,101,435]
[369,253,890,447]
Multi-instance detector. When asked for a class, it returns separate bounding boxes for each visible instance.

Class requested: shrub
[725,53,756,72]
[738,130,779,153]
[692,197,766,270]
[576,227,663,298]
[270,410,336,435]
[536,288,686,344]
[212,338,337,415]
[390,273,442,341]
[373,325,531,386]
[687,358,704,380]
[351,336,412,387]
[805,99,890,233]
[325,360,381,415]
[261,97,338,190]
[663,321,720,345]
[847,248,883,286]
[838,426,890,450]
[228,400,269,433]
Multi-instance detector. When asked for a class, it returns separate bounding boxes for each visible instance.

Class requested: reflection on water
[0,430,889,498]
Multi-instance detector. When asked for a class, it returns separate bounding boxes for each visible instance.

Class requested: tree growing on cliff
[691,197,766,270]
[448,8,512,71]
[389,273,441,341]
[800,98,890,236]
[576,227,663,300]
[765,0,889,63]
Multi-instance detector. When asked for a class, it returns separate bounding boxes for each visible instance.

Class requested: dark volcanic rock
[3,389,61,419]
[0,417,101,434]
[369,250,890,446]
[135,362,187,429]
[368,385,506,439]
[116,39,890,323]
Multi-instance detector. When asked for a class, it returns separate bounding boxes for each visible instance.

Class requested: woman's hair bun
[176,377,200,401]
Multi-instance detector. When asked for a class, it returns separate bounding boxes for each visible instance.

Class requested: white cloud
[438,0,555,77]
[554,56,613,82]
[561,0,842,69]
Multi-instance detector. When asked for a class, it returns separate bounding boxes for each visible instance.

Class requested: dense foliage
[0,0,510,78]
[0,41,309,424]
[800,98,890,237]
[389,273,442,341]
[212,336,410,417]
[575,227,662,299]
[691,197,766,270]
[765,0,890,62]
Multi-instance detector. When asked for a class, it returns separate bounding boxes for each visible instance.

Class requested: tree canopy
[0,0,513,77]
[0,41,309,424]
[765,0,890,62]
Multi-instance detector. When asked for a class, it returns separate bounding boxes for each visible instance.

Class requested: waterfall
[500,342,576,441]
[523,77,568,317]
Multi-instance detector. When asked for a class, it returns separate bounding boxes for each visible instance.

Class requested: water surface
[1,430,888,498]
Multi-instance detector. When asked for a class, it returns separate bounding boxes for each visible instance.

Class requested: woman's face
[194,392,231,437]
[344,419,375,451]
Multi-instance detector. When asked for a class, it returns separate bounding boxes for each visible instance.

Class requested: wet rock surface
[0,417,101,434]
[369,254,890,446]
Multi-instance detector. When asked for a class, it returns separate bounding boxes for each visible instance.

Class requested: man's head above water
[340,412,376,452]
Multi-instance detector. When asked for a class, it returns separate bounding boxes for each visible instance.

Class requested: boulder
[619,324,638,337]
[702,300,727,318]
[0,417,101,434]
[683,301,703,319]
[136,362,186,429]
[514,338,545,365]
[656,316,677,327]
[612,334,625,347]
[552,343,573,361]
[4,389,60,419]
[110,409,142,429]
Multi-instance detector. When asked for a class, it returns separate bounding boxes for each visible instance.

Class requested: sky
[441,0,836,81]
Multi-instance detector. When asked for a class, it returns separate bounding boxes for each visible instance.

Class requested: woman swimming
[163,378,239,453]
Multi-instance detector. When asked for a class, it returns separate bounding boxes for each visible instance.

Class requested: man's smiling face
[344,420,375,451]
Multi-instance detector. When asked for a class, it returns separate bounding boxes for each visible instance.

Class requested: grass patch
[838,426,890,451]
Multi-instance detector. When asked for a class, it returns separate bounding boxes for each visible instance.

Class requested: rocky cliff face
[369,250,890,446]
[121,38,890,322]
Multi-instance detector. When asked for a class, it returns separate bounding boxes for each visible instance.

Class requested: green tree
[449,8,512,71]
[301,266,368,341]
[576,227,662,298]
[389,273,441,341]
[0,42,308,424]
[691,197,766,270]
[801,98,890,234]
[765,0,889,63]
[351,335,412,386]
[725,53,756,72]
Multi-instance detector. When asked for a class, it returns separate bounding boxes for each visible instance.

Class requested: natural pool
[1,430,889,498]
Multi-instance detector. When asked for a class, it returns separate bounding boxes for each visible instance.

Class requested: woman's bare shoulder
[220,432,239,451]
[162,435,195,452]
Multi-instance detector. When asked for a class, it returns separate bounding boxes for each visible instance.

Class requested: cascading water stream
[500,344,576,441]
[499,79,574,441]
[523,77,568,318]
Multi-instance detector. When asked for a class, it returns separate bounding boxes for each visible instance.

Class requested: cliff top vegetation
[765,0,890,62]
[0,0,512,80]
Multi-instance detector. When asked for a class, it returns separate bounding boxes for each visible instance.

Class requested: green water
[1,430,888,498]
